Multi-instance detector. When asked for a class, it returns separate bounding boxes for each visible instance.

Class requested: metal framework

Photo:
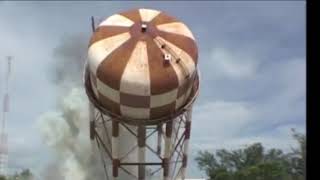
[89,106,194,180]
[84,64,199,179]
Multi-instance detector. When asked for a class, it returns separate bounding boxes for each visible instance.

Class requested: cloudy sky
[0,1,305,178]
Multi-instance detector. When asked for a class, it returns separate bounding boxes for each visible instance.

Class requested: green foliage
[195,130,306,180]
[4,168,34,180]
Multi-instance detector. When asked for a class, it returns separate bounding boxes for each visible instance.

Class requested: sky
[0,1,305,179]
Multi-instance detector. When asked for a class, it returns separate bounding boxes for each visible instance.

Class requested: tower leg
[163,121,173,180]
[180,109,192,179]
[112,120,119,180]
[138,125,146,180]
[157,124,162,156]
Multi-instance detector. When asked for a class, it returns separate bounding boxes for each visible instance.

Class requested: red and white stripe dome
[87,8,198,120]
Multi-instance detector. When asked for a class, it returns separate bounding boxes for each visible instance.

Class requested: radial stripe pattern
[100,14,134,27]
[87,8,198,120]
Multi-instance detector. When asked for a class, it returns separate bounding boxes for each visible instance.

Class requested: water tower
[84,8,200,180]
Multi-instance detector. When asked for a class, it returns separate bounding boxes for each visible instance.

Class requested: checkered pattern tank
[87,8,198,120]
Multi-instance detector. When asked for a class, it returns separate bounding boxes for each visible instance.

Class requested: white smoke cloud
[36,87,105,180]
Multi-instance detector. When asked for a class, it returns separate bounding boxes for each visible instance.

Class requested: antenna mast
[0,56,12,176]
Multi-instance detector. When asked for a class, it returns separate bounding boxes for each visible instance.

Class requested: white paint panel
[183,139,190,152]
[138,147,146,163]
[157,37,196,77]
[154,36,186,87]
[176,94,186,109]
[97,79,120,103]
[179,168,187,179]
[100,14,134,27]
[120,105,150,119]
[139,9,161,22]
[120,41,151,96]
[157,22,195,40]
[118,124,138,159]
[112,137,119,158]
[150,89,177,108]
[186,85,193,99]
[186,108,193,122]
[118,124,139,177]
[88,32,131,76]
[164,136,172,158]
[176,83,193,109]
[90,77,99,98]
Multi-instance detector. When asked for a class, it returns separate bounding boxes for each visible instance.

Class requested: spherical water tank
[87,8,198,121]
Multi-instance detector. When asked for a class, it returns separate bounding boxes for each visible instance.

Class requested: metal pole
[91,16,96,32]
[0,56,11,176]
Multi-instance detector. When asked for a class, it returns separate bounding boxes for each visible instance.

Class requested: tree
[285,129,306,180]
[195,130,306,180]
[5,169,35,180]
[19,169,33,180]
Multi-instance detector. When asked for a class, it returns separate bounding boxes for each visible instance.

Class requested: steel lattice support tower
[0,56,11,176]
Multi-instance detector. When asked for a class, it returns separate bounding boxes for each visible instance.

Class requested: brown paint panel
[165,120,173,137]
[185,121,191,139]
[112,120,119,137]
[158,31,198,65]
[112,159,120,177]
[150,102,176,120]
[97,38,138,90]
[120,9,141,22]
[145,36,179,95]
[137,126,146,147]
[177,79,192,98]
[138,166,146,180]
[150,12,178,26]
[98,92,121,117]
[157,145,161,155]
[182,154,188,167]
[120,92,150,108]
[157,124,163,155]
[162,158,169,176]
[89,26,129,47]
[90,72,98,98]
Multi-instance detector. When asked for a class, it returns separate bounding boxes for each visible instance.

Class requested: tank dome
[87,8,198,120]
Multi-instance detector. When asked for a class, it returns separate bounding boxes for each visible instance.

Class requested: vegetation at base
[195,129,305,180]
[0,169,34,180]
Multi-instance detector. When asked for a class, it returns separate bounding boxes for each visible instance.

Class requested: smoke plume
[36,34,105,180]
